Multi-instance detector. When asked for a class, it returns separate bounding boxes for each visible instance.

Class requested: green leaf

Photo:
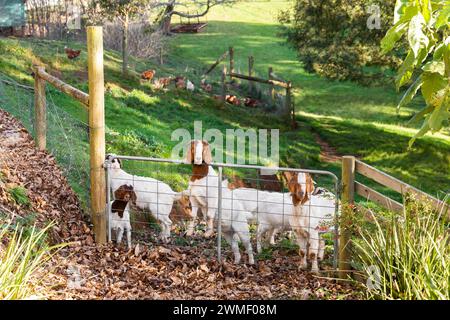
[428,100,450,131]
[409,116,431,148]
[407,105,434,125]
[394,0,413,24]
[421,72,447,107]
[436,3,450,29]
[422,60,446,75]
[382,6,419,54]
[381,22,409,53]
[398,75,423,110]
[395,50,416,88]
[407,13,429,58]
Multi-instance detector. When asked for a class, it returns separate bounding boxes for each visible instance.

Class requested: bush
[278,0,401,84]
[354,196,450,300]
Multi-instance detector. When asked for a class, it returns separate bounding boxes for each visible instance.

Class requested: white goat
[107,156,182,243]
[109,184,136,249]
[185,140,255,264]
[229,172,316,254]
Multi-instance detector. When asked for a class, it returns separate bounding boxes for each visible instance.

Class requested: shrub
[354,196,450,299]
[278,0,401,84]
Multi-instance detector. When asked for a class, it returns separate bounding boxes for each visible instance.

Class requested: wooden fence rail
[339,155,449,278]
[32,26,106,244]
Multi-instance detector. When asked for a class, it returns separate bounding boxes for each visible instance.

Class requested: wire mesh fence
[0,73,90,212]
[105,155,340,270]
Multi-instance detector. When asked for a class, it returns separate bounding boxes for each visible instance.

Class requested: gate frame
[105,154,341,269]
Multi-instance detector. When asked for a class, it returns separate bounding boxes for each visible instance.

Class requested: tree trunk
[161,4,174,35]
[122,14,129,76]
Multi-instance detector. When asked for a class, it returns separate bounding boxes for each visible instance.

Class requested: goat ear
[305,174,315,195]
[185,141,194,164]
[283,171,295,184]
[202,141,212,164]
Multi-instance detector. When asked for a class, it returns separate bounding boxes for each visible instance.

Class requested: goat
[106,155,182,243]
[184,140,254,264]
[285,172,335,274]
[228,171,316,255]
[109,184,137,249]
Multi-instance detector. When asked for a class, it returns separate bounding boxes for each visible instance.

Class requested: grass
[0,221,63,300]
[0,0,448,204]
[353,197,450,299]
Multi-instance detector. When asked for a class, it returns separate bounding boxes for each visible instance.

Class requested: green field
[0,0,449,205]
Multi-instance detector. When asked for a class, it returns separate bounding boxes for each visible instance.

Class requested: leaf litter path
[0,110,358,300]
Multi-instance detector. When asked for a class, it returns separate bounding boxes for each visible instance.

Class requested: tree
[382,0,450,145]
[278,0,399,84]
[93,0,153,75]
[156,0,233,35]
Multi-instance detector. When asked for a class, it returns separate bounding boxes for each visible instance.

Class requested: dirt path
[0,110,358,300]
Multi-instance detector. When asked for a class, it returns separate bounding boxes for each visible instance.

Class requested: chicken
[153,77,173,89]
[200,79,212,92]
[175,76,186,89]
[141,69,156,81]
[244,97,260,108]
[186,80,195,91]
[226,95,241,106]
[64,47,81,60]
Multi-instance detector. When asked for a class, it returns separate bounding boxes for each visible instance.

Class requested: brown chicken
[175,76,186,89]
[200,79,212,92]
[64,47,81,59]
[244,97,260,108]
[141,69,156,81]
[226,95,241,106]
[153,77,173,89]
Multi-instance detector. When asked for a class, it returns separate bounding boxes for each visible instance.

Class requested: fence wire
[0,73,90,212]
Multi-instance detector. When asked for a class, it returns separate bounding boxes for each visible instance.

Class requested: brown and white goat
[285,172,335,274]
[109,184,137,249]
[185,140,255,264]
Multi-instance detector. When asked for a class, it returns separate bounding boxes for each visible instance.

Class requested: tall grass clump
[0,221,63,300]
[354,197,450,300]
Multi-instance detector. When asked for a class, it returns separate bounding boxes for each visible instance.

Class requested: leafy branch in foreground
[382,0,450,146]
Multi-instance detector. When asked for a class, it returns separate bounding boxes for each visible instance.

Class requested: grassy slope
[169,0,450,198]
[0,0,448,202]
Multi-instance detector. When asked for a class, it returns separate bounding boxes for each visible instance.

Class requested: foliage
[0,222,64,300]
[278,0,399,84]
[354,196,450,300]
[382,0,450,145]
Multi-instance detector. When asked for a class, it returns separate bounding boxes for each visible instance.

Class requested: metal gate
[104,154,340,269]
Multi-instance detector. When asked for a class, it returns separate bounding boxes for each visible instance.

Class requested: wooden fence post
[285,81,292,118]
[268,67,275,105]
[221,65,227,105]
[248,56,254,95]
[34,65,46,151]
[340,156,355,278]
[87,26,106,244]
[159,47,164,65]
[229,47,234,81]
